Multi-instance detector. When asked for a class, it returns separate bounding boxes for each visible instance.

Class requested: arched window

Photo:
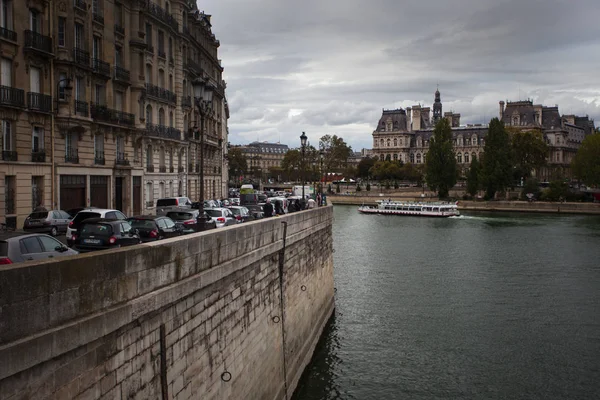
[380,139,384,147]
[464,153,469,163]
[387,139,391,147]
[159,147,166,167]
[146,182,153,204]
[472,135,478,146]
[146,145,153,167]
[158,108,165,125]
[399,138,403,146]
[457,153,462,163]
[393,138,397,146]
[380,154,384,161]
[146,105,153,123]
[159,182,165,198]
[385,154,391,161]
[416,153,422,163]
[410,153,415,164]
[159,69,165,88]
[145,64,152,84]
[169,149,174,167]
[169,111,173,127]
[457,135,463,146]
[393,154,398,161]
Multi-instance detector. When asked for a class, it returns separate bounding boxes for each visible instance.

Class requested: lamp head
[300,131,307,147]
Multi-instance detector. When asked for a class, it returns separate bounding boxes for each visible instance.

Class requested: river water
[292,205,600,400]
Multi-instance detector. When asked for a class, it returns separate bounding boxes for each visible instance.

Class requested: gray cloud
[201,0,600,150]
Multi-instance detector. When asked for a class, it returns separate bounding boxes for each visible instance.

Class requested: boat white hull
[358,206,459,218]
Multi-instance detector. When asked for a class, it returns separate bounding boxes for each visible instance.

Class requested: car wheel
[50,226,58,236]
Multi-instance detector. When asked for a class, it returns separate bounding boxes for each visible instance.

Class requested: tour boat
[358,199,460,217]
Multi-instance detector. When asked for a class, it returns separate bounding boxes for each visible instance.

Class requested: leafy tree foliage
[510,129,549,179]
[357,156,377,178]
[319,135,353,172]
[572,133,600,187]
[521,178,541,200]
[425,118,458,199]
[466,155,481,196]
[481,118,513,199]
[228,147,247,181]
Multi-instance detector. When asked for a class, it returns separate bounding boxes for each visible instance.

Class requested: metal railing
[94,150,105,165]
[178,166,184,173]
[31,150,46,162]
[184,58,202,75]
[65,147,79,163]
[75,100,88,116]
[93,12,104,24]
[114,66,130,82]
[73,48,90,67]
[144,83,176,104]
[27,92,51,112]
[92,58,110,77]
[90,103,135,126]
[158,49,166,59]
[147,165,155,172]
[144,123,181,140]
[159,166,167,173]
[140,0,178,31]
[2,150,17,161]
[0,86,25,107]
[0,27,17,42]
[116,152,130,166]
[115,25,125,35]
[24,30,54,54]
[181,96,191,108]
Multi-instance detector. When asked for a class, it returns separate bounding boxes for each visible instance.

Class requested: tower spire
[433,86,442,124]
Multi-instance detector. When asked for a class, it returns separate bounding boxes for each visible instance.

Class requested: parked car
[166,209,217,233]
[73,219,141,253]
[227,206,252,223]
[156,197,192,216]
[245,204,265,220]
[0,233,78,264]
[229,198,240,206]
[127,215,182,242]
[66,208,128,247]
[23,210,72,236]
[205,208,237,228]
[66,207,86,218]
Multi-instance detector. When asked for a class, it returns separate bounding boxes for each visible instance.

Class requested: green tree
[481,118,513,199]
[572,133,600,187]
[357,156,376,178]
[510,129,549,179]
[425,118,458,198]
[466,155,481,196]
[521,178,540,200]
[319,135,353,172]
[227,147,248,182]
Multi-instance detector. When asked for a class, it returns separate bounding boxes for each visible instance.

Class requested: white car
[205,208,237,228]
[66,208,128,247]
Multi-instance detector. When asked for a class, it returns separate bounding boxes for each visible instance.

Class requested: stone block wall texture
[0,206,335,400]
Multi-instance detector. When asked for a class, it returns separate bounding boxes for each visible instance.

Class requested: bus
[240,184,258,205]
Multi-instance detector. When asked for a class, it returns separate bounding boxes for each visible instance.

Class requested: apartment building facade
[0,0,228,228]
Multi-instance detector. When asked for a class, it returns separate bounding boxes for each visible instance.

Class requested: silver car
[205,208,237,228]
[23,210,72,236]
[0,233,78,264]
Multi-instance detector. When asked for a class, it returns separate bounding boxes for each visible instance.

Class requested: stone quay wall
[0,206,335,400]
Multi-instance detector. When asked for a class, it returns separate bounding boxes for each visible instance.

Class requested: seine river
[293,205,600,400]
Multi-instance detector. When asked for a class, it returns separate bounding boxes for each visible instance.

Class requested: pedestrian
[275,201,284,215]
[288,201,296,213]
[295,199,303,211]
[263,198,273,218]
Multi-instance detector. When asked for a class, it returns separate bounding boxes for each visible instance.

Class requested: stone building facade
[239,141,289,178]
[0,0,229,228]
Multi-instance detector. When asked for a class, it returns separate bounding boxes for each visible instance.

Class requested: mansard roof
[376,109,409,132]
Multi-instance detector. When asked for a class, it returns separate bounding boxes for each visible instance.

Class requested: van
[156,197,192,216]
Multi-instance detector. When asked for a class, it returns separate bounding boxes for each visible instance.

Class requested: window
[30,66,41,93]
[158,69,165,88]
[145,23,152,47]
[32,127,44,152]
[146,105,152,123]
[2,120,12,151]
[146,145,153,166]
[1,57,12,86]
[115,46,122,67]
[94,84,105,105]
[146,182,153,204]
[114,91,123,111]
[92,36,100,59]
[457,153,462,163]
[158,108,165,125]
[410,153,414,164]
[38,235,62,252]
[464,153,469,163]
[159,147,165,167]
[158,30,164,55]
[58,17,65,47]
[58,73,67,100]
[169,111,173,127]
[1,0,14,30]
[74,23,84,49]
[168,37,173,59]
[94,133,104,157]
[29,9,41,33]
[115,3,122,26]
[393,138,397,146]
[116,136,124,156]
[416,153,421,163]
[65,131,77,153]
[20,237,43,254]
[145,64,152,84]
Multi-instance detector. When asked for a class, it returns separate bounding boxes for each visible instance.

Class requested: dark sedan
[73,219,141,253]
[127,216,182,242]
[166,210,217,233]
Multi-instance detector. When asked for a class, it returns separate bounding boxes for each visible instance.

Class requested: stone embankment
[329,195,600,215]
[0,207,335,400]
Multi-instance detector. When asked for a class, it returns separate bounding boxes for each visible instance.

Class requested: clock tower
[433,87,442,124]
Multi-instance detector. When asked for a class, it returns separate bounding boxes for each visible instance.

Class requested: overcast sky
[200,0,600,151]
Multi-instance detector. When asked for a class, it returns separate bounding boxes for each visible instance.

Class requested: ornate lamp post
[192,79,214,223]
[300,132,307,205]
[319,150,324,206]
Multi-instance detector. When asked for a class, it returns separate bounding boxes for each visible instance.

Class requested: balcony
[158,49,166,59]
[93,12,104,25]
[74,0,87,12]
[144,83,176,104]
[146,45,154,54]
[92,58,110,78]
[2,150,17,161]
[90,103,135,126]
[181,96,191,108]
[0,27,17,42]
[184,59,202,76]
[65,148,79,163]
[0,86,25,108]
[116,153,130,166]
[114,66,130,83]
[94,151,105,165]
[141,0,179,32]
[169,166,174,173]
[147,165,154,172]
[73,48,90,68]
[144,123,181,140]
[27,93,52,113]
[178,166,184,173]
[75,100,88,116]
[32,150,46,162]
[159,166,167,173]
[115,25,125,36]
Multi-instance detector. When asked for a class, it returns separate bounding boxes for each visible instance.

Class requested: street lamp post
[319,150,324,206]
[300,132,307,207]
[192,79,214,227]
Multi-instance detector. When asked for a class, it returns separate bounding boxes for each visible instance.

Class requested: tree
[281,149,302,181]
[510,129,549,179]
[481,118,513,199]
[466,155,481,196]
[319,135,353,172]
[357,156,376,178]
[425,118,458,198]
[572,133,600,187]
[227,147,247,183]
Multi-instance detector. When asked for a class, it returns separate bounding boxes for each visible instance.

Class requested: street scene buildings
[371,89,595,180]
[0,0,229,228]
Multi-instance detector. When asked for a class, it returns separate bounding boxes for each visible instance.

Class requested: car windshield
[157,199,178,207]
[0,241,7,256]
[81,223,113,236]
[128,219,156,228]
[205,210,222,217]
[73,212,101,225]
[167,212,195,221]
[230,208,241,215]
[28,211,49,219]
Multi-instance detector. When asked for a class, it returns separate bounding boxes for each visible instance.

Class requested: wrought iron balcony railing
[94,150,105,165]
[146,45,154,54]
[74,0,87,12]
[159,166,167,173]
[181,96,191,108]
[2,150,17,161]
[141,0,179,31]
[31,151,46,162]
[169,166,174,173]
[178,166,184,173]
[147,165,155,172]
[116,153,130,166]
[0,27,17,42]
[184,59,202,75]
[144,83,176,104]
[90,103,135,126]
[75,100,88,116]
[158,49,166,59]
[92,58,110,77]
[27,92,52,112]
[0,86,25,107]
[65,147,79,163]
[144,123,181,140]
[114,66,130,82]
[73,48,90,67]
[115,25,125,36]
[93,12,104,25]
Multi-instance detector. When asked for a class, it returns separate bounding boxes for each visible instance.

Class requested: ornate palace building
[0,0,229,228]
[238,141,289,178]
